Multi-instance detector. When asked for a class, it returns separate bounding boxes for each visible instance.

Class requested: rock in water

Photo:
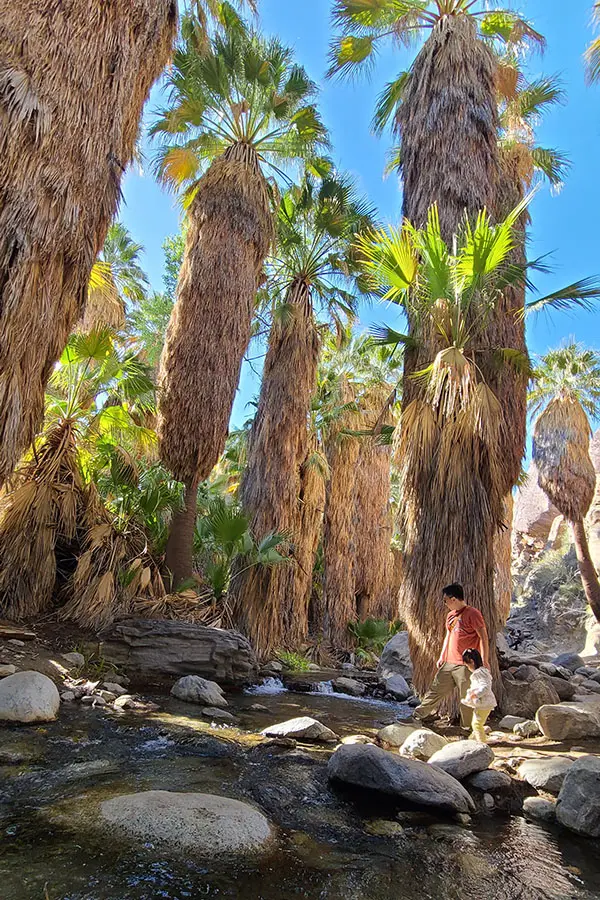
[261,717,338,743]
[327,744,474,814]
[171,676,228,708]
[523,797,557,824]
[399,729,448,762]
[383,674,411,701]
[536,705,600,741]
[100,791,272,852]
[100,618,257,683]
[201,708,237,723]
[332,677,365,697]
[518,757,573,795]
[377,632,413,681]
[428,741,494,780]
[466,770,513,792]
[556,756,600,837]
[0,671,60,723]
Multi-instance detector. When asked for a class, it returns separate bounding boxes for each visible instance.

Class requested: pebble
[483,794,495,810]
[0,664,17,677]
[60,691,76,702]
[7,640,24,647]
[249,704,269,712]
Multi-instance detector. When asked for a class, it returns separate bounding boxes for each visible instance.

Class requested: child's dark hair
[442,582,464,601]
[462,648,483,669]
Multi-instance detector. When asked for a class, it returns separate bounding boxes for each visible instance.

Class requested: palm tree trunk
[164,477,199,590]
[0,0,176,487]
[572,518,600,623]
[230,280,320,655]
[396,15,502,697]
[494,493,514,625]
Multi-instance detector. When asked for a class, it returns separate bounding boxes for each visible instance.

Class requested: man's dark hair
[442,583,464,601]
[463,648,483,669]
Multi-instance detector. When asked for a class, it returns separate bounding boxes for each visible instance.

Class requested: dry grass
[158,143,273,486]
[231,280,321,655]
[0,1,175,487]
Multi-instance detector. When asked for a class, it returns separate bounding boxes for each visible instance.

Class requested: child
[461,648,497,743]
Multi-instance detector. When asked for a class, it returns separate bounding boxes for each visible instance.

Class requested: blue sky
[119,0,600,427]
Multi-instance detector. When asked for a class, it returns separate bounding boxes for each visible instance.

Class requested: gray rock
[575,666,597,677]
[546,676,577,702]
[428,741,494,780]
[518,757,574,795]
[466,769,513,792]
[113,695,137,710]
[383,674,411,701]
[539,663,559,678]
[400,729,448,761]
[536,704,600,741]
[498,715,527,731]
[582,679,600,694]
[377,723,419,748]
[327,743,474,814]
[377,631,413,681]
[0,664,17,677]
[556,666,574,681]
[513,664,541,683]
[556,756,600,837]
[100,791,272,852]
[100,618,257,684]
[171,676,228,708]
[500,673,560,719]
[60,691,76,702]
[483,793,495,809]
[102,682,128,697]
[81,695,106,707]
[105,673,130,686]
[62,652,85,669]
[513,720,541,738]
[261,717,338,743]
[248,703,269,712]
[552,653,584,673]
[332,677,366,697]
[0,671,60,723]
[523,796,557,823]
[98,691,117,702]
[266,661,283,673]
[201,707,237,723]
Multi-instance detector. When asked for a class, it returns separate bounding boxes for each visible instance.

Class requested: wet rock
[171,675,228,708]
[500,673,560,719]
[81,695,106,707]
[201,708,237,723]
[100,791,272,852]
[466,769,513,792]
[536,704,600,741]
[498,715,527,731]
[327,744,474,815]
[552,653,584,673]
[383,674,410,701]
[556,756,600,837]
[102,682,128,697]
[105,673,130,686]
[261,717,338,743]
[341,734,374,745]
[248,703,269,712]
[523,796,557,823]
[0,664,16,677]
[377,723,418,749]
[60,691,76,702]
[332,677,365,697]
[285,680,317,693]
[399,729,448,762]
[62,652,85,669]
[513,720,541,739]
[100,618,257,684]
[428,741,494,780]
[0,671,60,723]
[364,819,404,837]
[377,632,413,681]
[518,757,574,795]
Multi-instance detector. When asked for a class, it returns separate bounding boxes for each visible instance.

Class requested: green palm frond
[525,278,600,316]
[529,342,600,420]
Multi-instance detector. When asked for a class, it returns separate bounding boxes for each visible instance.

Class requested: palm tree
[0,0,176,490]
[152,18,328,587]
[531,344,600,622]
[586,2,600,83]
[230,173,375,653]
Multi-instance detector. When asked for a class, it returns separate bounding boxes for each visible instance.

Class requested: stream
[0,679,599,899]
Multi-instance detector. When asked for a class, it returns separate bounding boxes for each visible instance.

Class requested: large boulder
[518,757,574,795]
[466,769,513,792]
[556,756,600,837]
[500,673,560,719]
[261,717,338,743]
[377,723,419,749]
[171,676,228,708]
[327,743,474,814]
[382,674,411,701]
[100,791,272,852]
[536,704,600,742]
[546,677,577,702]
[332,677,365,697]
[428,740,494,780]
[377,632,413,681]
[399,729,448,762]
[100,618,257,684]
[0,671,60,723]
[552,653,584,673]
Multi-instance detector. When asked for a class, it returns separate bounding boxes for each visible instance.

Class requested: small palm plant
[530,343,600,622]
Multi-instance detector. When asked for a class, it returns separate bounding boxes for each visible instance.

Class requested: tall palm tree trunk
[396,15,502,696]
[231,281,320,654]
[0,0,176,487]
[164,477,199,590]
[159,143,273,583]
[572,519,600,622]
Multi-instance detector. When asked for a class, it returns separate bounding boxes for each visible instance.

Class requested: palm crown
[152,16,329,194]
[529,343,600,420]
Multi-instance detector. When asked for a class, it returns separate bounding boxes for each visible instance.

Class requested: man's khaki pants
[415,663,472,728]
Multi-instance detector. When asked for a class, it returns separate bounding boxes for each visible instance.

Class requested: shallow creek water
[0,681,599,900]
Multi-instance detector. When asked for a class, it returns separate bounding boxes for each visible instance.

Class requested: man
[413,583,489,729]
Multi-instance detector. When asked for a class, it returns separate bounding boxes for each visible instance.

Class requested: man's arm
[476,623,490,668]
[437,631,449,667]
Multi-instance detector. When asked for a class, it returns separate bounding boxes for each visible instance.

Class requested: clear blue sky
[119,0,600,428]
